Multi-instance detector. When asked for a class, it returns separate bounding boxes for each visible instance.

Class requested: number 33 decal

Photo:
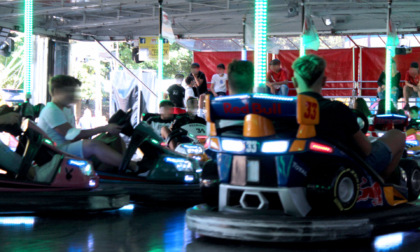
[304,101,317,120]
[245,141,258,153]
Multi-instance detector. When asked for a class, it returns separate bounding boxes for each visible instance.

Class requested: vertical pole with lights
[385,47,393,113]
[385,0,396,113]
[254,0,268,91]
[24,0,33,100]
[158,0,164,102]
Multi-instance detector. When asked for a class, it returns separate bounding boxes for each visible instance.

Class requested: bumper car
[168,124,209,164]
[144,111,209,162]
[364,114,420,159]
[0,103,129,212]
[365,113,408,141]
[186,94,420,242]
[95,109,202,204]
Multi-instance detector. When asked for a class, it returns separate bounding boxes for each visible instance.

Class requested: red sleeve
[405,71,410,82]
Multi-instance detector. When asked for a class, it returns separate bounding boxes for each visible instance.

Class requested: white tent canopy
[0,0,420,41]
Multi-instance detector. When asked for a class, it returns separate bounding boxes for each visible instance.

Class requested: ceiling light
[325,18,332,26]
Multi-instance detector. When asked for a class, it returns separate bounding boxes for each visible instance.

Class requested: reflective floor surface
[0,204,418,252]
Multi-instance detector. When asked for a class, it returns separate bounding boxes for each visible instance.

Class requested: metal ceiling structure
[0,0,420,41]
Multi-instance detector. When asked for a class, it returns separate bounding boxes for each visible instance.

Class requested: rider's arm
[352,130,372,157]
[54,123,120,141]
[193,74,204,86]
[210,83,217,97]
[170,116,184,131]
[405,80,413,88]
[405,71,415,88]
[210,75,218,96]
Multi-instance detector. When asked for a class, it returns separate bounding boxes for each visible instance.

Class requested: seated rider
[292,55,405,181]
[146,100,175,137]
[408,106,420,130]
[162,97,206,150]
[37,75,140,173]
[164,73,185,108]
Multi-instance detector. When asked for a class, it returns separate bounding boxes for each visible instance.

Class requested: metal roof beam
[0,1,156,18]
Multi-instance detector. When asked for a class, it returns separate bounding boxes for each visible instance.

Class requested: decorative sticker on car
[357,177,383,206]
[181,124,206,136]
[65,167,74,181]
[245,140,258,153]
[292,161,307,177]
[223,103,282,115]
[276,155,294,185]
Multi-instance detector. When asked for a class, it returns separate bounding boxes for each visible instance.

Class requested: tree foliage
[117,42,193,78]
[0,35,24,90]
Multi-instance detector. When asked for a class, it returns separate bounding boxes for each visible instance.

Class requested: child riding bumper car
[0,103,129,212]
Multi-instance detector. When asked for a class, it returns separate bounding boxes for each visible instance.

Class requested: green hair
[292,54,326,87]
[228,60,254,94]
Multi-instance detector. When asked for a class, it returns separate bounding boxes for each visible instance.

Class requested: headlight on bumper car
[176,144,204,155]
[67,159,95,176]
[221,139,245,152]
[164,157,193,172]
[261,140,289,153]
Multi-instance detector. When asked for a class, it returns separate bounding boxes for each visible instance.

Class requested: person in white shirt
[210,63,228,97]
[37,75,141,173]
[184,75,197,106]
[78,108,94,129]
[206,60,254,132]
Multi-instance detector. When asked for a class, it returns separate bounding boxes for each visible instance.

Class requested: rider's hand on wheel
[105,123,122,135]
[0,112,20,125]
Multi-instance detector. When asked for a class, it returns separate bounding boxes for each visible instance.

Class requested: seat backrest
[206,93,296,123]
[296,94,320,139]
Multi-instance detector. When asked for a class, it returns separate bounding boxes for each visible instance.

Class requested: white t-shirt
[211,73,228,93]
[185,86,196,105]
[38,102,76,146]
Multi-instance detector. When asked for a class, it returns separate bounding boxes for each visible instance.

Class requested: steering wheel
[166,128,189,146]
[109,109,134,136]
[352,109,369,134]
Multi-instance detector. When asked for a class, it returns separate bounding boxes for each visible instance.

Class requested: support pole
[385,0,394,113]
[254,0,268,92]
[299,0,306,57]
[241,16,247,61]
[24,0,33,101]
[158,0,164,102]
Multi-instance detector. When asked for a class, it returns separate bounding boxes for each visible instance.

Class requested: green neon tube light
[158,36,164,101]
[24,0,33,98]
[385,20,398,113]
[300,38,306,57]
[254,0,268,90]
[385,46,393,113]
